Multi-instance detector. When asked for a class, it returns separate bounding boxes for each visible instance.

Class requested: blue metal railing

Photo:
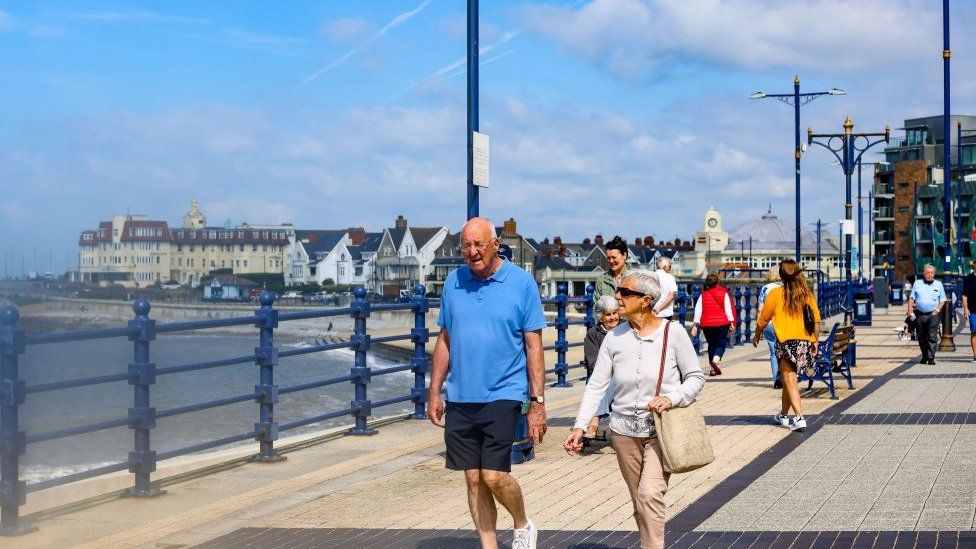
[0,282,596,535]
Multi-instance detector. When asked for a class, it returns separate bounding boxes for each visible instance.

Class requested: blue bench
[798,322,855,399]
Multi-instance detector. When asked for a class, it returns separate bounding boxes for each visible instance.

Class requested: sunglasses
[616,287,647,298]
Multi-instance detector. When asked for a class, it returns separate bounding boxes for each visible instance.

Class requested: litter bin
[872,277,890,311]
[853,284,873,326]
[890,282,903,306]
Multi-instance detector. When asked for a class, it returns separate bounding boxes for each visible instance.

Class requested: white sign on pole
[473,131,489,188]
[840,219,855,235]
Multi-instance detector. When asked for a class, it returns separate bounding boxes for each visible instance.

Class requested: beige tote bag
[652,322,715,474]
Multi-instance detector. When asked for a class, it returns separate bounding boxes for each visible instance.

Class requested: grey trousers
[915,310,941,361]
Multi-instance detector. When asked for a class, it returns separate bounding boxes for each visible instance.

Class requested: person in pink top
[690,273,735,376]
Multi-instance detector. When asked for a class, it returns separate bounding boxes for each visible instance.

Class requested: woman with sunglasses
[563,270,705,549]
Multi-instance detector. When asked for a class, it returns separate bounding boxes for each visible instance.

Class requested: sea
[17,334,412,484]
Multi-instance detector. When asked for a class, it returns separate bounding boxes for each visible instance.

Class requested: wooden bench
[799,323,855,399]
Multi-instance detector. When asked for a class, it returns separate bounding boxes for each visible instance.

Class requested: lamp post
[808,117,890,318]
[466,0,479,220]
[751,76,846,262]
[938,0,956,352]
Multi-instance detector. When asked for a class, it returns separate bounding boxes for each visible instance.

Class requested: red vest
[700,286,736,327]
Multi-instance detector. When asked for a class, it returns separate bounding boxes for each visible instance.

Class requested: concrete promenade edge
[6,310,976,548]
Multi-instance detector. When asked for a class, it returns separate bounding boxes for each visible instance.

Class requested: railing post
[733,286,743,345]
[676,284,688,328]
[349,286,376,435]
[552,283,571,388]
[690,284,701,353]
[410,284,429,420]
[126,298,162,497]
[0,305,33,536]
[744,285,753,344]
[583,285,595,330]
[252,292,284,462]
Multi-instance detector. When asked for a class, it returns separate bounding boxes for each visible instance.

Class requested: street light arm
[807,138,845,167]
[852,138,891,170]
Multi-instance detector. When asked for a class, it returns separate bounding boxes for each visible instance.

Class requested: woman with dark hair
[594,235,629,302]
[690,273,735,376]
[752,259,821,432]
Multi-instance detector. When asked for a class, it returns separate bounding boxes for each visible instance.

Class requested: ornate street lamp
[808,117,890,320]
[751,76,845,262]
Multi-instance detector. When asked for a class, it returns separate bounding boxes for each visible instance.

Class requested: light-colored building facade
[682,206,842,279]
[78,201,294,288]
[78,215,172,287]
[169,201,292,286]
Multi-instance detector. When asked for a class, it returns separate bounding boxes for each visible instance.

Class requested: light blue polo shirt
[911,279,946,313]
[438,260,548,403]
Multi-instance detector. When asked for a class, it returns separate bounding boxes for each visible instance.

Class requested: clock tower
[695,207,728,252]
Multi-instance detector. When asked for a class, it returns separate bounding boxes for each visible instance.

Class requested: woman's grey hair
[657,256,671,268]
[594,295,620,320]
[620,269,661,309]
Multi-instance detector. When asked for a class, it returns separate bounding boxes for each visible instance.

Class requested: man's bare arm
[524,329,546,444]
[426,329,450,427]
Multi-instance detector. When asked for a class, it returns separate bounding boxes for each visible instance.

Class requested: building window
[240,245,245,252]
[243,260,248,268]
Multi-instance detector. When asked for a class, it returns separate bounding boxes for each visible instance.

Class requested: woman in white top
[563,270,705,549]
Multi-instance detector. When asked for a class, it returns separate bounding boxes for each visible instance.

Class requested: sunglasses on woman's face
[616,287,646,298]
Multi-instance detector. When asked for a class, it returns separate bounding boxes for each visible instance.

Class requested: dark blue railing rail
[0,282,599,535]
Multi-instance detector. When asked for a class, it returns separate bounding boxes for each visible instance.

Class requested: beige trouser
[610,431,670,549]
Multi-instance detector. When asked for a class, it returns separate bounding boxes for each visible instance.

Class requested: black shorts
[444,400,521,472]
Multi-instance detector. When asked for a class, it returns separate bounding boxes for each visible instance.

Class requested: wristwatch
[529,395,545,404]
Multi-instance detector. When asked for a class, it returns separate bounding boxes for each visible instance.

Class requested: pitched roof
[410,227,442,250]
[202,273,259,287]
[295,230,346,255]
[388,227,408,249]
[534,256,574,270]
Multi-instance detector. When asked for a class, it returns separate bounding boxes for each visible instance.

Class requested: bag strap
[654,321,672,397]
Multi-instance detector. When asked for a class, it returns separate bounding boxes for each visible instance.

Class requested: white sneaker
[774,414,790,428]
[512,519,537,549]
[790,417,807,431]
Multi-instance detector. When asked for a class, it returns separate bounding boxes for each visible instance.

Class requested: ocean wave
[21,461,122,484]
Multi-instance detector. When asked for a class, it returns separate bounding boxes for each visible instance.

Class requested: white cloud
[0,10,13,31]
[303,0,432,84]
[320,18,372,44]
[521,0,942,78]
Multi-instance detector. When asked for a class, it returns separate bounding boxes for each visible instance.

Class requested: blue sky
[3,0,976,275]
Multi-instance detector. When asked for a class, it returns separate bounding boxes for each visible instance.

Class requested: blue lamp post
[751,76,846,262]
[808,117,890,319]
[466,0,479,220]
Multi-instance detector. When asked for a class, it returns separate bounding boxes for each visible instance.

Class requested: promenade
[7,308,976,548]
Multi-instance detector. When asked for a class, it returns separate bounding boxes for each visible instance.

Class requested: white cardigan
[573,321,705,437]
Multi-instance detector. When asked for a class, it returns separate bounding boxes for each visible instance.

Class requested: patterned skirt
[774,339,818,376]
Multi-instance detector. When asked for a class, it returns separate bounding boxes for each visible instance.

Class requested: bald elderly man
[427,217,547,549]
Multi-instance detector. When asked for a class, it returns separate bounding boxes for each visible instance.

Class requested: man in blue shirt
[908,264,947,365]
[427,217,547,549]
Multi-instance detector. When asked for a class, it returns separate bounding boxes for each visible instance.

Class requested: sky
[3,0,976,275]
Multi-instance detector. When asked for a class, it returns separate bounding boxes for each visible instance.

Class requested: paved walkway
[8,310,975,548]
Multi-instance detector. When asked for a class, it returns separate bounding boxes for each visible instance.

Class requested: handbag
[802,303,816,335]
[652,321,715,474]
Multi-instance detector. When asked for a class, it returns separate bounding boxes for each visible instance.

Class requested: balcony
[874,208,893,219]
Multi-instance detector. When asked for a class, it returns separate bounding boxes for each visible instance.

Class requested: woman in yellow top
[751,259,821,431]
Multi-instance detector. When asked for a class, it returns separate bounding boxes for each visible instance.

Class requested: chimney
[594,234,604,246]
[502,218,517,237]
[348,227,366,246]
[554,236,562,247]
[582,238,591,246]
[644,236,654,247]
[395,215,408,229]
[634,237,642,247]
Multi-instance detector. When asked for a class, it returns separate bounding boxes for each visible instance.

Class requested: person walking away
[582,295,625,437]
[594,236,630,302]
[752,259,821,432]
[963,262,976,363]
[758,267,783,388]
[426,217,548,549]
[563,270,705,549]
[908,264,947,365]
[690,273,735,376]
[653,257,678,320]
